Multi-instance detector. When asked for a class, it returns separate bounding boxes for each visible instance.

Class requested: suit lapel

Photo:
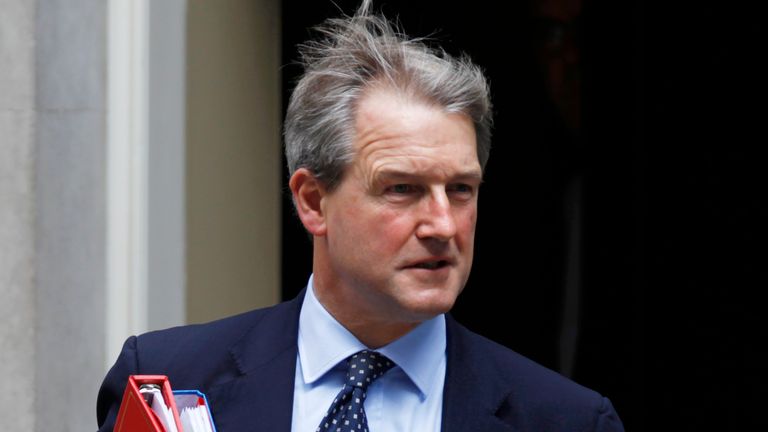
[206,290,306,431]
[201,295,515,431]
[442,315,518,432]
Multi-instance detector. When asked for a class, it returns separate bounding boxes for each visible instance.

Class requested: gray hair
[284,0,493,189]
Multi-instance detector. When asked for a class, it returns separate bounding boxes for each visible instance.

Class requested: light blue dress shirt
[291,275,446,432]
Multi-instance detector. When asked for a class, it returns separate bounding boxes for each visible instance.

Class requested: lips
[413,260,448,269]
[404,257,453,270]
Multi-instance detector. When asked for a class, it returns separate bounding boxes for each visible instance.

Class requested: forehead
[351,89,481,178]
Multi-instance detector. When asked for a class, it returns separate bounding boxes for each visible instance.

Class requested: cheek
[359,207,415,253]
[383,204,420,225]
[455,207,478,241]
[333,203,402,248]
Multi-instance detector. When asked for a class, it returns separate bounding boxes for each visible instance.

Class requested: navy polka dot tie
[316,350,395,432]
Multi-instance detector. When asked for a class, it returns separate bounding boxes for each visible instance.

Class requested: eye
[387,184,417,194]
[447,183,474,196]
[446,183,475,201]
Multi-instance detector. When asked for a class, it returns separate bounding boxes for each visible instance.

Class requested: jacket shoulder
[97,300,297,431]
[135,301,291,382]
[447,317,624,431]
[138,306,273,357]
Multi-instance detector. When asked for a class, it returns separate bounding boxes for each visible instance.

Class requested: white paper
[175,394,214,432]
[147,388,179,432]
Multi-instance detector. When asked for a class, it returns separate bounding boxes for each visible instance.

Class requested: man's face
[316,89,482,326]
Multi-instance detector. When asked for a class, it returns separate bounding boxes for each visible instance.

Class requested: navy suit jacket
[97,291,624,431]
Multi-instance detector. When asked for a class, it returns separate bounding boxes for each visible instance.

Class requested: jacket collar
[206,289,306,431]
[442,314,518,432]
[209,292,515,432]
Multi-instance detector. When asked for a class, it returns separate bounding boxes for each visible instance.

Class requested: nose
[415,189,457,242]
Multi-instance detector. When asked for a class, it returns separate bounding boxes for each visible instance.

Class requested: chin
[399,290,460,321]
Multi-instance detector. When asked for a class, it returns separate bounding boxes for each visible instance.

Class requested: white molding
[106,0,188,370]
[106,0,150,369]
[147,0,187,333]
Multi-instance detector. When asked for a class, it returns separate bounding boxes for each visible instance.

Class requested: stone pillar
[0,0,107,430]
[0,1,37,428]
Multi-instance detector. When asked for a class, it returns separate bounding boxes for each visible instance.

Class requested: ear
[289,168,328,236]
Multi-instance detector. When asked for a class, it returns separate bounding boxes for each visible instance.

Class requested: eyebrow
[374,169,483,183]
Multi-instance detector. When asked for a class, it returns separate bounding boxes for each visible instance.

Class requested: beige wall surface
[186,0,282,323]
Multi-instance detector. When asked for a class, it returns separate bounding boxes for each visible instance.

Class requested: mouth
[406,259,452,270]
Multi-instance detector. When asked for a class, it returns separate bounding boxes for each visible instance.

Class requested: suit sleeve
[594,397,625,432]
[96,336,139,432]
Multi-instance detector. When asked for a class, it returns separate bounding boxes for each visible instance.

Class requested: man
[97,1,624,431]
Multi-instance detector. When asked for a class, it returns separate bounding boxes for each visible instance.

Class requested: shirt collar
[298,274,446,399]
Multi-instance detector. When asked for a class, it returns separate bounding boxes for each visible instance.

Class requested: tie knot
[344,350,394,391]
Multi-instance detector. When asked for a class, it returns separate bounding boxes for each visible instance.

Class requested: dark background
[281,1,767,429]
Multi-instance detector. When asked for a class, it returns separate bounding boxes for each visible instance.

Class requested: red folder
[114,375,184,432]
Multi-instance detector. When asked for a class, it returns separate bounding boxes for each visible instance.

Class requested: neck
[311,247,419,348]
[313,276,419,349]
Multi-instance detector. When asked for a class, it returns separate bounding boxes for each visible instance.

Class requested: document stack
[114,375,217,432]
